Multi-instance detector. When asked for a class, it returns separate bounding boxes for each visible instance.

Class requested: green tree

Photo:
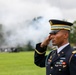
[0,24,5,46]
[69,21,76,46]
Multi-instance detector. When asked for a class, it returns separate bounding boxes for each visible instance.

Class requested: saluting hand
[40,34,52,47]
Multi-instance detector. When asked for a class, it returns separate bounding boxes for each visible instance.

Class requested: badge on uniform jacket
[55,57,67,68]
[60,57,66,60]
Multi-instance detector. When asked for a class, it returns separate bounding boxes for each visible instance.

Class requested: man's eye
[53,32,57,35]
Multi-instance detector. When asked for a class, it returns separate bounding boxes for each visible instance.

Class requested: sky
[0,0,75,48]
[49,0,76,21]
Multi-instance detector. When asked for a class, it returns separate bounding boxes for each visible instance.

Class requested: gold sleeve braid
[35,49,46,55]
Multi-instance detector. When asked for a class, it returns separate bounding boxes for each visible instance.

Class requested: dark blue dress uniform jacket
[34,43,76,75]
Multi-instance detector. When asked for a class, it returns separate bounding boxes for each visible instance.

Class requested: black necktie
[52,50,57,60]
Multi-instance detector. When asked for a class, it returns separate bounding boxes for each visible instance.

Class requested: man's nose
[50,34,55,39]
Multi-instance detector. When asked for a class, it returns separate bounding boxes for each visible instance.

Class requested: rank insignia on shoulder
[72,50,76,54]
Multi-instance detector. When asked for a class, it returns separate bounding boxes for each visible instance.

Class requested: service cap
[49,19,73,34]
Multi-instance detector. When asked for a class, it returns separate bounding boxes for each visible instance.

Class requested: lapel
[52,44,71,63]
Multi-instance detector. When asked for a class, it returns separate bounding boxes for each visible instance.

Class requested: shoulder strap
[69,49,76,63]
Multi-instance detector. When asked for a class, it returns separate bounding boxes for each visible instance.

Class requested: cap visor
[49,30,60,34]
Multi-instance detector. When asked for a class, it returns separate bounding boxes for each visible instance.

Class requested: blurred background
[0,0,76,52]
[0,0,76,75]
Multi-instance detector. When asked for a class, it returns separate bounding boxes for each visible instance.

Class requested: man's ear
[64,32,69,39]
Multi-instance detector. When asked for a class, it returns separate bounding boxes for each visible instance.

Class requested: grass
[0,51,46,75]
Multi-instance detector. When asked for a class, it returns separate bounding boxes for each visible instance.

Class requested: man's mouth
[52,39,55,43]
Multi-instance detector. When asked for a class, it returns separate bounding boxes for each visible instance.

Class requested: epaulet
[72,50,76,54]
[69,49,76,63]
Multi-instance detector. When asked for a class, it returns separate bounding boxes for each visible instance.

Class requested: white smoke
[0,0,63,48]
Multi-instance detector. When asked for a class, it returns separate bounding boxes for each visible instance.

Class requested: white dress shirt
[57,43,69,53]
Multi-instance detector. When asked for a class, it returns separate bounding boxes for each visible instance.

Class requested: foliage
[69,21,76,45]
[0,24,5,46]
[17,42,34,51]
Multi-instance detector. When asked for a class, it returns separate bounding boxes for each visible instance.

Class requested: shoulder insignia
[72,50,76,54]
[51,46,57,50]
[69,50,76,63]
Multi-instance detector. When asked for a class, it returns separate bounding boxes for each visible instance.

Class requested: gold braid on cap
[51,25,71,30]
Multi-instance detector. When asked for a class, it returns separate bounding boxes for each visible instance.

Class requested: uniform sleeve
[34,43,47,67]
[69,53,76,75]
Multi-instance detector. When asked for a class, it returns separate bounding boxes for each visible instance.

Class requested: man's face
[49,30,68,47]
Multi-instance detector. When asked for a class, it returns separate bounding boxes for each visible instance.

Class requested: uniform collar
[52,44,71,63]
[57,43,70,53]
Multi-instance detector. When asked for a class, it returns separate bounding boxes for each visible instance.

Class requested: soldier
[34,19,76,75]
